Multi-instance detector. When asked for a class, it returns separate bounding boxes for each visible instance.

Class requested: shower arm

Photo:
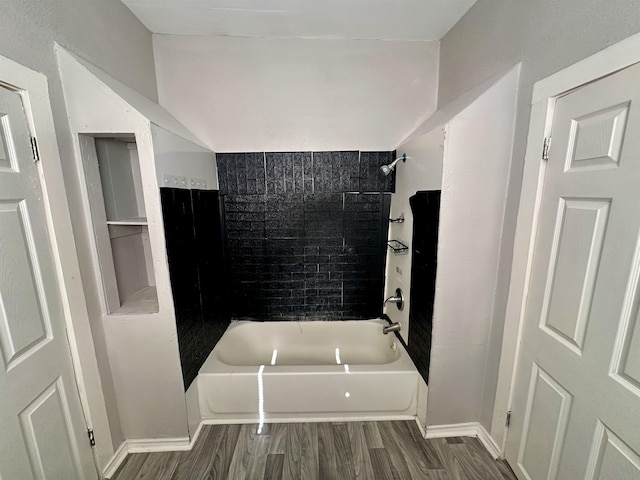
[379,153,409,177]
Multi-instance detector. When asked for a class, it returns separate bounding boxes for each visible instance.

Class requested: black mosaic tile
[160,187,229,390]
[216,150,392,321]
[405,190,441,385]
[359,151,396,192]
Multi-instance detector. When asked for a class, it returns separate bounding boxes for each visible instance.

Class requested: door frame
[0,54,111,472]
[495,31,640,455]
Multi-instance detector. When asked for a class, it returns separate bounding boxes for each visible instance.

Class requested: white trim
[0,54,111,473]
[425,422,481,439]
[425,422,501,459]
[398,63,520,147]
[414,417,427,437]
[533,31,640,104]
[187,421,207,449]
[103,437,190,478]
[102,442,129,479]
[199,414,415,425]
[476,424,503,460]
[495,30,640,463]
[491,99,551,454]
[126,437,191,453]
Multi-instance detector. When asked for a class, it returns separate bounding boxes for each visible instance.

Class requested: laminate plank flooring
[317,422,338,479]
[110,421,517,480]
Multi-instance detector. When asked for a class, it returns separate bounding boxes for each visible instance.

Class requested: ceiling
[121,0,476,41]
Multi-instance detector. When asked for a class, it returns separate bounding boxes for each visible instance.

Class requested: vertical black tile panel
[216,153,229,194]
[303,153,314,193]
[407,190,441,384]
[161,188,200,320]
[292,152,306,193]
[235,154,247,194]
[254,153,267,194]
[192,190,225,318]
[340,151,360,192]
[161,187,229,390]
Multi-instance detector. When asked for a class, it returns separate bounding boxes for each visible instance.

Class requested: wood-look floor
[110,421,517,480]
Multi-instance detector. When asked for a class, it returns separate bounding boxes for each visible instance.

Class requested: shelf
[82,136,157,316]
[387,239,409,256]
[111,286,158,315]
[107,217,148,226]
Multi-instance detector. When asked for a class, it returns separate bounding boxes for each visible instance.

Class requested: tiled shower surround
[216,151,395,321]
[160,188,227,388]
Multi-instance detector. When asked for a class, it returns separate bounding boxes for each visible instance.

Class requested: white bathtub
[196,319,420,422]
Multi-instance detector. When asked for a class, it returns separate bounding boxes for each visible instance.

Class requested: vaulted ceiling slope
[121,0,476,40]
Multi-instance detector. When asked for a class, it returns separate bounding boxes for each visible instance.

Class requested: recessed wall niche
[79,134,158,314]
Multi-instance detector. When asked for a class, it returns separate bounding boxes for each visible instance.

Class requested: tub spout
[383,322,401,335]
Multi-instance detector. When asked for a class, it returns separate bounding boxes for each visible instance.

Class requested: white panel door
[0,87,97,479]
[506,63,640,479]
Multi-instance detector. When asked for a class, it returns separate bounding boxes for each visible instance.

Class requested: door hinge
[87,428,95,447]
[506,410,512,428]
[30,137,40,163]
[542,137,551,161]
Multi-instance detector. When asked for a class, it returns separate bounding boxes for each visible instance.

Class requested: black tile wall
[160,188,200,318]
[217,151,394,321]
[407,190,441,384]
[161,188,227,390]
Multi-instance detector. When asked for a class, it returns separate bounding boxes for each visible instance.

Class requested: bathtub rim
[199,317,417,375]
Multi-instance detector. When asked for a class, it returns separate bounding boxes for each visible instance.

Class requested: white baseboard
[199,414,415,425]
[102,441,129,479]
[126,437,191,453]
[424,422,502,459]
[424,422,480,438]
[476,424,502,459]
[102,437,190,478]
[414,417,427,437]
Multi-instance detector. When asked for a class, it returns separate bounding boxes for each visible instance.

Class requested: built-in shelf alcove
[79,133,158,315]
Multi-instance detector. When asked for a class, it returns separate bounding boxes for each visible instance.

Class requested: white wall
[0,0,157,468]
[152,124,218,190]
[384,128,444,432]
[384,128,444,340]
[57,48,189,447]
[153,35,439,152]
[438,0,640,445]
[0,1,157,103]
[439,0,640,108]
[426,67,518,429]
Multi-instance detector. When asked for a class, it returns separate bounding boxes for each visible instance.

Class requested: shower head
[379,153,408,177]
[380,163,396,177]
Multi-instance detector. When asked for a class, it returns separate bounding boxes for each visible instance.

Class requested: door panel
[19,378,84,479]
[0,86,97,479]
[507,62,640,479]
[567,102,629,171]
[585,422,640,480]
[0,200,52,368]
[611,238,640,397]
[540,198,609,354]
[517,364,572,480]
[0,114,19,172]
